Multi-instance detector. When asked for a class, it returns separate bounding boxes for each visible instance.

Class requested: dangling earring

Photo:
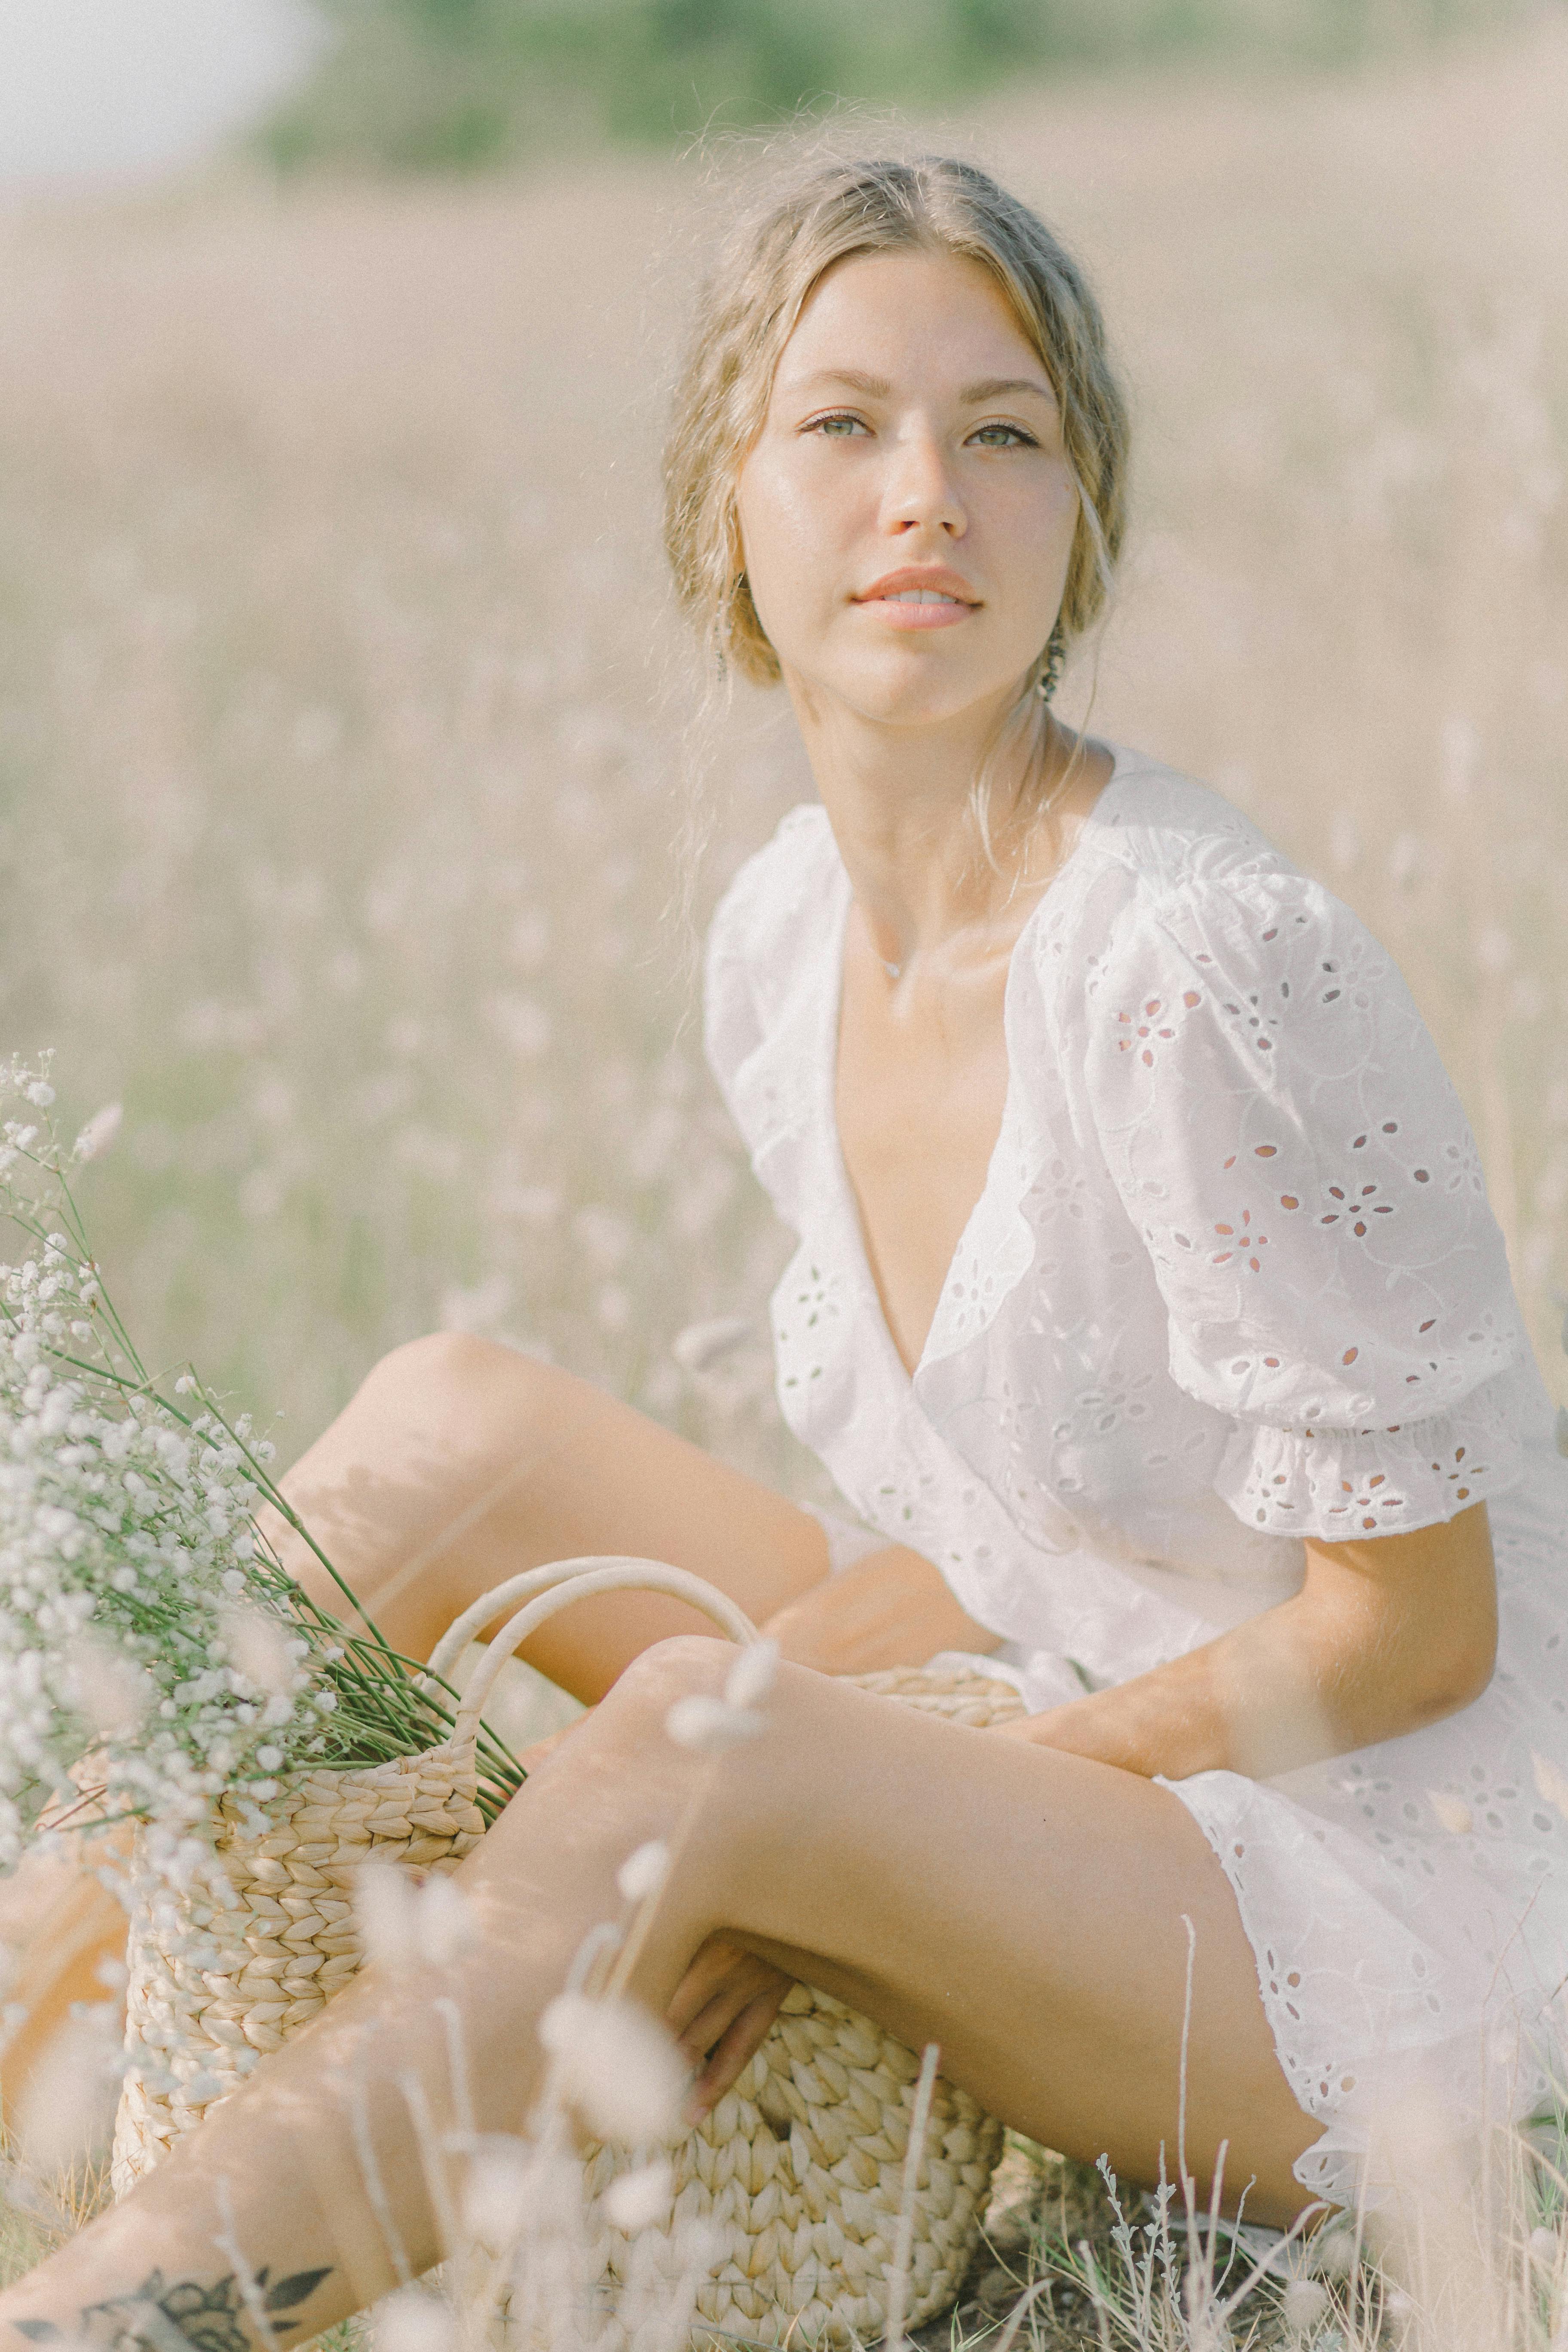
[1037,621,1068,704]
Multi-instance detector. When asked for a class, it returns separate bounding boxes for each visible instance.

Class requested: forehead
[775,246,1045,388]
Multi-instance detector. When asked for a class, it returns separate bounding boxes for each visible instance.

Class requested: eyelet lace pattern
[704,755,1568,2212]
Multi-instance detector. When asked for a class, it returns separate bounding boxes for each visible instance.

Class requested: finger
[663,1937,750,2040]
[684,1973,789,2086]
[673,1988,750,2069]
[686,1984,790,2118]
[670,1959,778,2063]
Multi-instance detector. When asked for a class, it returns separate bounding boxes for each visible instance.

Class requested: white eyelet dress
[702,744,1568,2211]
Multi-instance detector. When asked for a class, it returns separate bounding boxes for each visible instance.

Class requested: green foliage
[257,0,1528,174]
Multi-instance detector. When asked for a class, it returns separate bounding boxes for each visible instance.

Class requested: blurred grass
[257,0,1536,174]
[0,20,1564,1504]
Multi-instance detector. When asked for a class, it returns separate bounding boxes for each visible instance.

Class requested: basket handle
[424,1555,762,1752]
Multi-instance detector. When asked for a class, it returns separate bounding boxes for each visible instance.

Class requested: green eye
[969,423,1032,448]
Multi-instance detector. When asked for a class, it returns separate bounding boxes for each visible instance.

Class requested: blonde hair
[663,152,1130,780]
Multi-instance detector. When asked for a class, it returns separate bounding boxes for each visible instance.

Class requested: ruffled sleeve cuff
[1214,1355,1537,1538]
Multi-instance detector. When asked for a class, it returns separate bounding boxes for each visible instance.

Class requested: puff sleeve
[701,803,842,1225]
[702,862,767,1139]
[1084,863,1539,1540]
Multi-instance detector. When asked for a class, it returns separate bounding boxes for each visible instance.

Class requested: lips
[851,565,980,632]
[853,566,980,606]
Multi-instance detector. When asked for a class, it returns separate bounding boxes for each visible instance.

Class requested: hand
[761,1544,1002,1676]
[665,1934,793,2120]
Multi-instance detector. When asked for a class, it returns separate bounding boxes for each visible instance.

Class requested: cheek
[1043,465,1083,560]
[737,454,843,634]
[989,474,1079,610]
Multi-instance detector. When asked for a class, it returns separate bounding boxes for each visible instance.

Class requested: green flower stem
[1,1115,527,1831]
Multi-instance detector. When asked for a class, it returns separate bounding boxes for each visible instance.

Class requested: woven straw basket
[111,1558,1023,2342]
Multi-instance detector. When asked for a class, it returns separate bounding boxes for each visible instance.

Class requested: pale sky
[0,0,324,184]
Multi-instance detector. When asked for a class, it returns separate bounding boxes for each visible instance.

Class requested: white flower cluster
[0,1250,338,1868]
[0,1066,342,1874]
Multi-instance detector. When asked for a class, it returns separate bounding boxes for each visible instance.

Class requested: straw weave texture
[110,1739,484,2199]
[112,1659,1025,2345]
[559,1668,1023,2348]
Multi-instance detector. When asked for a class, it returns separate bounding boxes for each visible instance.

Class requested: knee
[607,1633,737,1713]
[590,1634,738,1752]
[361,1329,562,1432]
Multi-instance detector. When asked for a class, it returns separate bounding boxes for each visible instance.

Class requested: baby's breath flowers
[0,1057,523,1886]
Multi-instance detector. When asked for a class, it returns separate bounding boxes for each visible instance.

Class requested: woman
[3,153,1564,2339]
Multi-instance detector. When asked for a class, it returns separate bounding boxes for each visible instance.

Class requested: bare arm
[571,1511,1498,2117]
[508,1541,998,1778]
[1000,1503,1498,1781]
[760,1542,1002,1673]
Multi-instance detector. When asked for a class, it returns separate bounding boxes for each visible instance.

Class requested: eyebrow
[959,375,1057,407]
[788,368,892,397]
[786,367,1056,406]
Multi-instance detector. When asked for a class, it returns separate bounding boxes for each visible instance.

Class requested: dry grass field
[0,34,1566,2337]
[0,15,1564,1479]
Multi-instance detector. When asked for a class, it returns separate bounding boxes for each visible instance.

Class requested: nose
[881,423,966,539]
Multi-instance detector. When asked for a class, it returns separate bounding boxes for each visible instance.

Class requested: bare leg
[260,1333,835,1684]
[256,1331,988,1689]
[0,1844,128,2117]
[0,1638,1322,2344]
[2,1335,990,2128]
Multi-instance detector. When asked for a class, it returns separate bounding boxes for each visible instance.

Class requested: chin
[840,670,1020,731]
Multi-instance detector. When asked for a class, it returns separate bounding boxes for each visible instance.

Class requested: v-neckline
[820,744,1133,1392]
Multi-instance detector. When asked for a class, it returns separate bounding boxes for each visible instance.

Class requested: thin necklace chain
[880,744,1078,982]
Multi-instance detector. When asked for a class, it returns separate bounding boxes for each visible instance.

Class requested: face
[734,247,1080,731]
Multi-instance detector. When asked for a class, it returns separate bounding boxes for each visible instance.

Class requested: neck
[783,677,1079,976]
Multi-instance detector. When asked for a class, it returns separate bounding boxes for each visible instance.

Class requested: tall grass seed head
[355,1861,479,1972]
[664,1692,765,1752]
[460,2133,535,2252]
[603,2156,674,2233]
[722,1636,778,1713]
[372,2286,458,2352]
[538,1990,687,2145]
[616,1838,670,1904]
[72,1102,122,1164]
